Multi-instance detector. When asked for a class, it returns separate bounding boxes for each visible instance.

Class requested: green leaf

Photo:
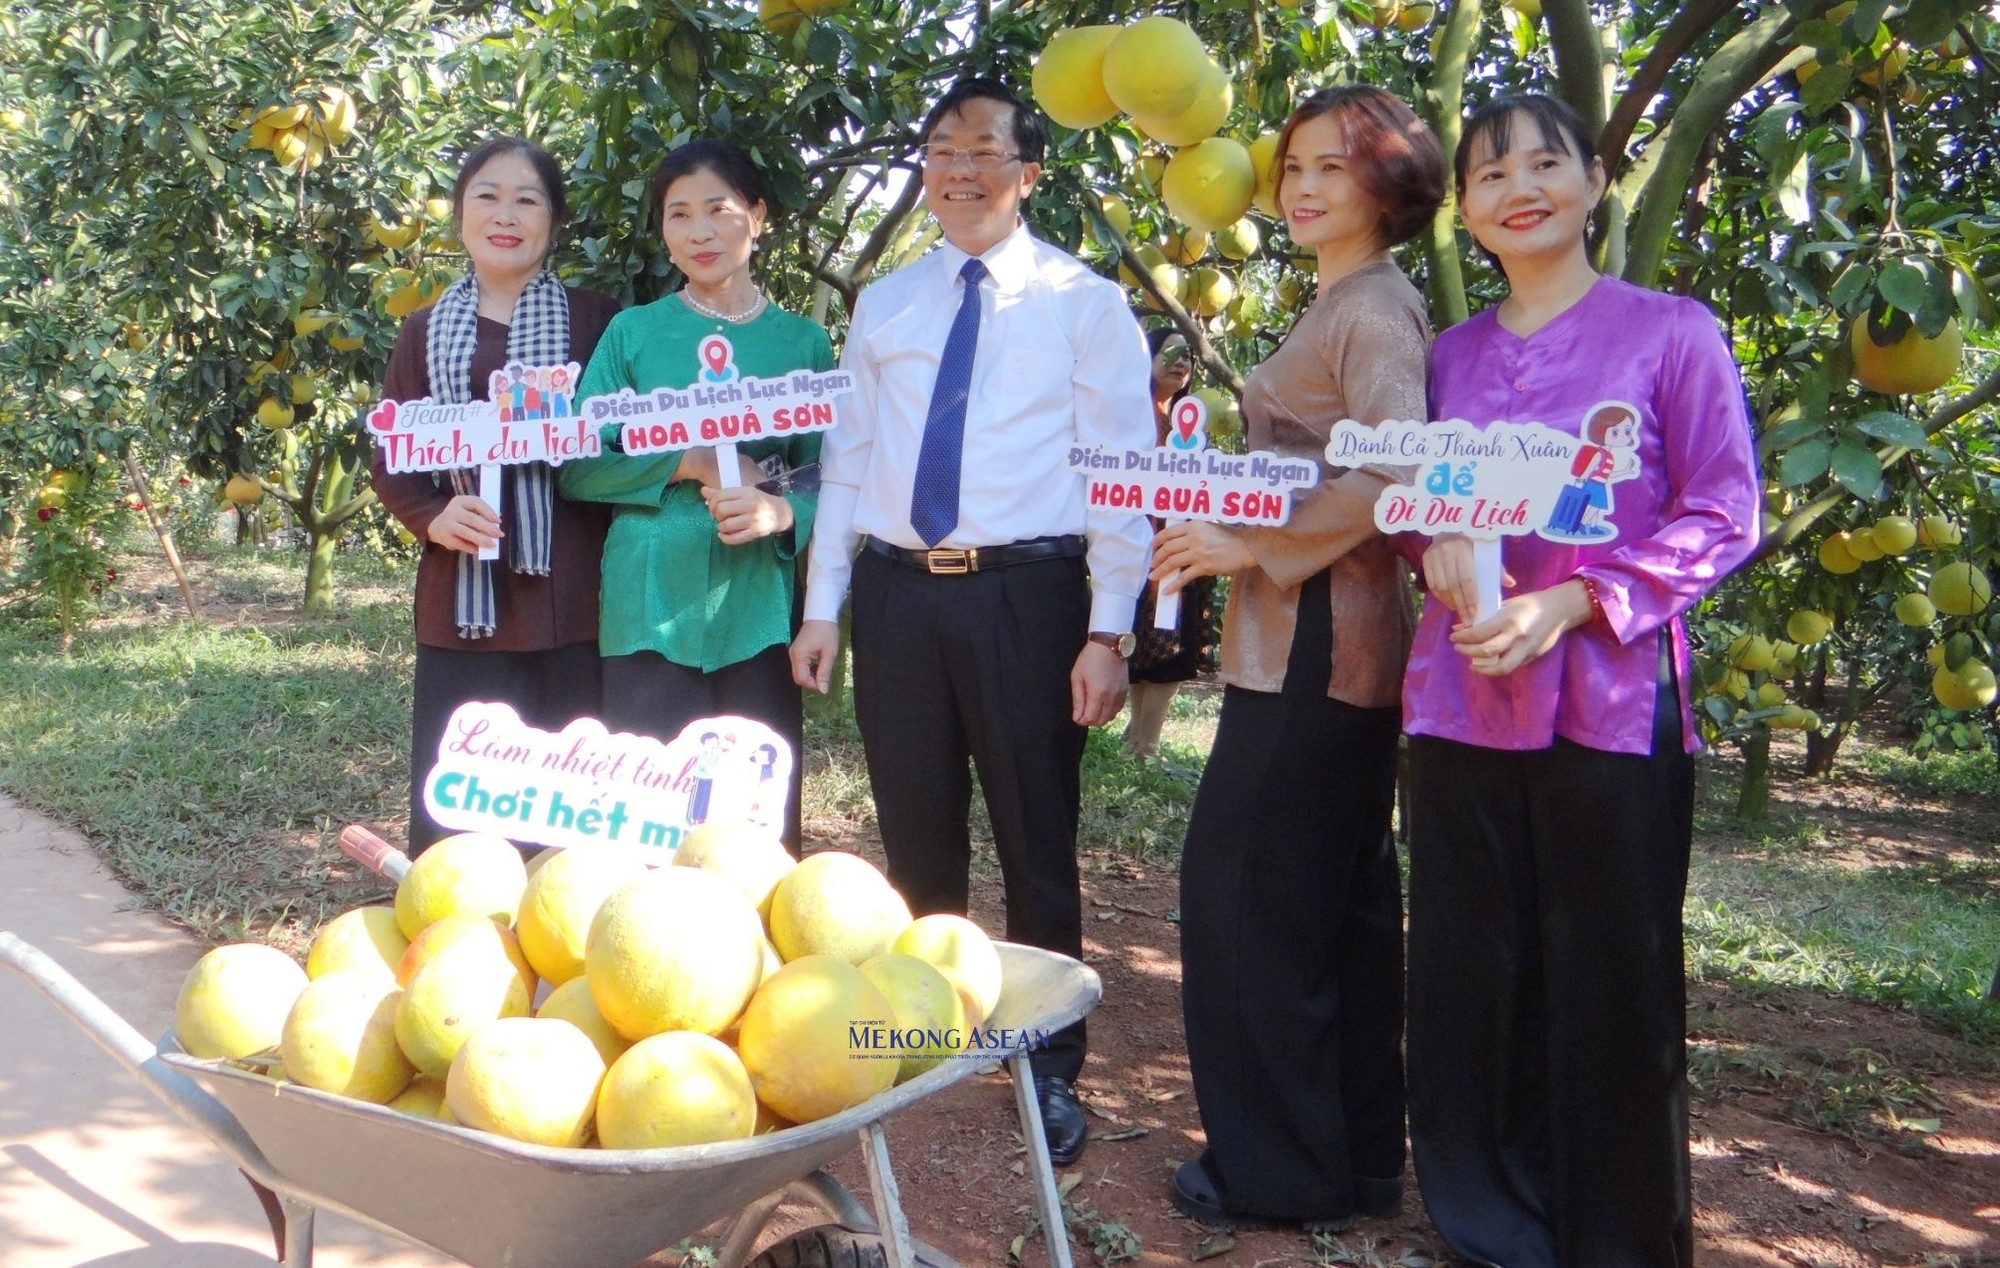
[1759,416,1825,457]
[1828,261,1873,310]
[1877,260,1929,315]
[1779,437,1833,487]
[1851,411,1928,448]
[1828,440,1884,498]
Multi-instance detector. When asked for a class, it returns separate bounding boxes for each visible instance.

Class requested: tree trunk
[302,530,338,613]
[1736,729,1771,820]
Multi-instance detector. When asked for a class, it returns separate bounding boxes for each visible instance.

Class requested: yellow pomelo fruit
[1504,0,1542,18]
[1165,227,1209,265]
[1117,242,1180,302]
[737,955,898,1124]
[1857,43,1910,85]
[1247,132,1283,219]
[1188,266,1234,318]
[516,848,646,985]
[1727,633,1776,672]
[256,397,294,431]
[1195,386,1243,446]
[1771,704,1812,730]
[367,215,421,251]
[536,977,632,1067]
[309,86,356,147]
[1851,315,1963,396]
[175,944,308,1060]
[395,943,534,1078]
[289,373,317,406]
[223,475,263,506]
[1398,0,1435,29]
[1927,643,1948,668]
[1894,592,1938,626]
[1786,609,1833,645]
[1096,192,1132,240]
[1754,682,1787,708]
[891,913,1004,1025]
[758,0,804,37]
[1929,562,1993,616]
[672,820,796,918]
[1933,658,1998,711]
[1031,25,1122,131]
[307,907,408,981]
[585,867,767,1040]
[1133,63,1233,148]
[327,323,365,352]
[396,913,536,992]
[1163,137,1256,234]
[1817,533,1862,575]
[1844,527,1886,562]
[1770,640,1800,667]
[280,971,415,1103]
[768,851,913,966]
[1717,668,1750,701]
[424,196,453,223]
[858,952,968,1083]
[1917,514,1962,550]
[597,1031,757,1149]
[1133,153,1167,198]
[446,1016,605,1148]
[1869,515,1918,556]
[761,936,784,984]
[394,832,527,940]
[387,1075,451,1121]
[1101,17,1211,121]
[1214,218,1260,261]
[268,127,309,167]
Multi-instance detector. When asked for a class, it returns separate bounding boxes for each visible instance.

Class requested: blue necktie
[910,258,987,547]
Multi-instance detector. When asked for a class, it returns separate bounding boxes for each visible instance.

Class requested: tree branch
[1597,0,1741,176]
[1095,211,1244,399]
[1419,0,1483,329]
[841,171,925,289]
[1544,0,1609,141]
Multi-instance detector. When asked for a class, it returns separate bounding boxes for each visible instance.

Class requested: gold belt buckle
[924,548,972,574]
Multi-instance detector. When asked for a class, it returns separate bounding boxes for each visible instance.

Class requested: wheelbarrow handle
[339,825,412,885]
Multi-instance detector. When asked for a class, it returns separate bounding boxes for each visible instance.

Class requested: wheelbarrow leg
[859,1121,918,1268]
[280,1195,316,1267]
[711,1187,789,1268]
[1008,1052,1075,1268]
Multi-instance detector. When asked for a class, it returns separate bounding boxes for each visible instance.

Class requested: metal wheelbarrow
[0,827,1102,1268]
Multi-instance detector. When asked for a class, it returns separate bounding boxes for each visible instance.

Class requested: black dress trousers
[1178,569,1406,1220]
[1405,675,1695,1268]
[848,546,1090,1081]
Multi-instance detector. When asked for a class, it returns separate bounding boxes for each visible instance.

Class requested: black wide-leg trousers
[849,547,1089,1081]
[408,641,603,855]
[1406,720,1695,1268]
[1178,569,1406,1220]
[600,644,805,851]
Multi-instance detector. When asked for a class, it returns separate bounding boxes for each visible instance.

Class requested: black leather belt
[864,534,1086,575]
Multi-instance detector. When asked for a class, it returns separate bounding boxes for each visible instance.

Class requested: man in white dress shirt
[790,77,1152,1166]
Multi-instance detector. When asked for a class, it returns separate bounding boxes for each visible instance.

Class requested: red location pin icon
[699,335,733,380]
[1171,397,1207,449]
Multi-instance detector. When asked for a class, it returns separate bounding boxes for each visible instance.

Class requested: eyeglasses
[919,144,1023,173]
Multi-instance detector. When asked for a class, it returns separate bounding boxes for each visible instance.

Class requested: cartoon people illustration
[685,729,737,825]
[507,365,529,421]
[748,742,781,825]
[522,366,546,421]
[490,369,515,422]
[549,365,572,418]
[1545,401,1640,540]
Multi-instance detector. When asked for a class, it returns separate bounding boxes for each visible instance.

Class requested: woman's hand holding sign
[1151,521,1255,588]
[703,483,793,545]
[428,495,503,555]
[1447,579,1595,677]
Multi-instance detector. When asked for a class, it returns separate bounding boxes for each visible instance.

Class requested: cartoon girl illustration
[490,369,515,422]
[1546,401,1641,540]
[747,742,781,825]
[549,366,572,418]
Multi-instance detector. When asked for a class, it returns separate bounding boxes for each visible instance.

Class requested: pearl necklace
[681,286,767,324]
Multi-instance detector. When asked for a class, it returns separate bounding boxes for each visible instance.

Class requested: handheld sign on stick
[1065,394,1319,631]
[367,361,596,562]
[1325,401,1643,623]
[423,703,793,859]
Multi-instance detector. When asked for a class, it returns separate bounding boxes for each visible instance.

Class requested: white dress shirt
[805,222,1154,633]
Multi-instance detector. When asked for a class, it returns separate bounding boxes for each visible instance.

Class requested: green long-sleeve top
[558,294,833,670]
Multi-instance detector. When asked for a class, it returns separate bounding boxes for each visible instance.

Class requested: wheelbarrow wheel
[749,1224,951,1268]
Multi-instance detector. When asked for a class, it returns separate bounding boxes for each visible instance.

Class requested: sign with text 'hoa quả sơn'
[422,702,792,857]
[1326,402,1645,621]
[1066,395,1319,629]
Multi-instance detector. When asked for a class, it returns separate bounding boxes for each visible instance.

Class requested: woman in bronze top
[371,138,621,855]
[1154,86,1444,1230]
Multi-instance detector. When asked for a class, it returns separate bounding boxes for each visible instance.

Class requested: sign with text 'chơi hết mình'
[422,702,793,858]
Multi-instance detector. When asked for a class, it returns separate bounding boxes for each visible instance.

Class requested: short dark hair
[452,138,569,233]
[1275,85,1446,249]
[1453,92,1598,194]
[918,77,1047,165]
[647,138,770,235]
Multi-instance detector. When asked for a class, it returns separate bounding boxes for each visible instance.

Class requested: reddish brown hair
[1585,404,1637,444]
[1273,85,1447,248]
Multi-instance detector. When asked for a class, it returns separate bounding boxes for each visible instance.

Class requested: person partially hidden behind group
[1155,84,1444,1232]
[1402,92,1759,1268]
[372,137,620,857]
[560,139,831,851]
[790,77,1152,1167]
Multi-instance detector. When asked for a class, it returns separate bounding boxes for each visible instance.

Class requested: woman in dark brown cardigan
[1151,86,1444,1231]
[371,138,620,854]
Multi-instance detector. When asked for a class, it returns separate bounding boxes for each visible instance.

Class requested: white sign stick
[715,442,742,490]
[1474,538,1504,624]
[477,464,501,562]
[1154,519,1184,630]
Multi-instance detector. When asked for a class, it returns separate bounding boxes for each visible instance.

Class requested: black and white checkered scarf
[424,268,569,639]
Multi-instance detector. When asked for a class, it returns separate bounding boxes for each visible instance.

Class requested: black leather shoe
[1034,1076,1088,1166]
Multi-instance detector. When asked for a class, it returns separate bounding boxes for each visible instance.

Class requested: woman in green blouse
[560,139,831,849]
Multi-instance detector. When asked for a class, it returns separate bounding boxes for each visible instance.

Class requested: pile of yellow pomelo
[174,827,1005,1152]
[246,86,357,174]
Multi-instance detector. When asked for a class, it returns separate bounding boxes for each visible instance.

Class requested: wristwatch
[1088,630,1137,658]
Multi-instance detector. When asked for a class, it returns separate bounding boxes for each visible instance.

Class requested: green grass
[1851,741,2000,796]
[1686,850,2000,1043]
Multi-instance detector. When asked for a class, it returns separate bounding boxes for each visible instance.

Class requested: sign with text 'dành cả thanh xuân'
[422,702,793,858]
